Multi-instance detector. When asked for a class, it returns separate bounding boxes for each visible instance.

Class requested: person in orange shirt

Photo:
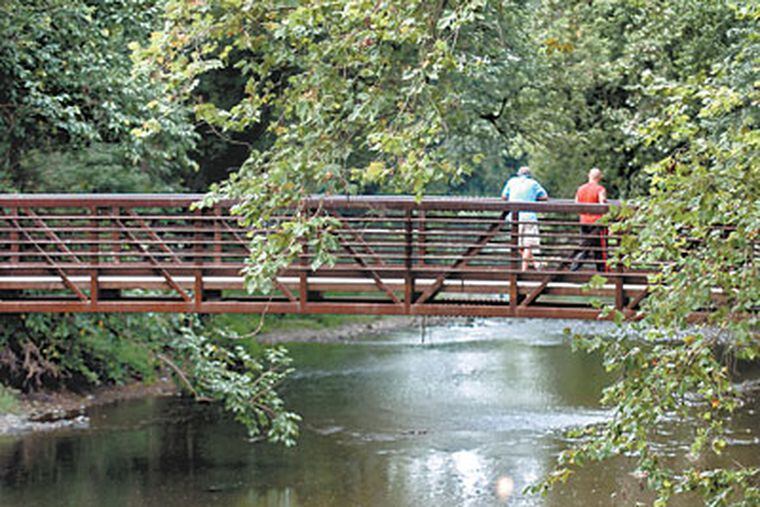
[570,168,608,272]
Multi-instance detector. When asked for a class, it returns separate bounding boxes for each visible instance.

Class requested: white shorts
[518,223,540,251]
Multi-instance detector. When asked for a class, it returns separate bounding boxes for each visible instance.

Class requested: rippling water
[0,319,757,506]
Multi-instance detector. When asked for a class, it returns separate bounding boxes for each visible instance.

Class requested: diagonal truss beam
[336,237,402,305]
[114,219,192,302]
[124,210,182,263]
[415,211,508,305]
[5,214,88,301]
[330,213,387,265]
[221,220,297,302]
[520,274,553,308]
[627,287,649,311]
[24,209,83,264]
[329,213,401,305]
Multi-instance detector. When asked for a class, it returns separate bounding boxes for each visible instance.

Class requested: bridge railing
[0,194,652,317]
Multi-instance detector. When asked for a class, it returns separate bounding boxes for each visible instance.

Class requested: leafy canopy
[531,1,759,505]
[132,0,539,288]
[0,0,195,189]
[0,0,299,445]
[137,0,759,503]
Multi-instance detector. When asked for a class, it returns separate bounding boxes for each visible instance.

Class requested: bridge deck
[0,194,666,320]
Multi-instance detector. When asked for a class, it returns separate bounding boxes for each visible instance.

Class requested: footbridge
[0,194,659,320]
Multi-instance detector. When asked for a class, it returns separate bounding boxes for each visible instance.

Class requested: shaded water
[0,319,757,506]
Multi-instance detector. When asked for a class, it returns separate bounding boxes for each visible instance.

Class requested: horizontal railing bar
[0,267,653,278]
[0,254,627,265]
[0,232,626,247]
[0,193,745,319]
[0,212,608,222]
[0,246,632,255]
[0,239,622,250]
[0,240,623,252]
[0,231,625,246]
[0,194,615,213]
[0,216,628,230]
[0,227,620,238]
[0,258,638,270]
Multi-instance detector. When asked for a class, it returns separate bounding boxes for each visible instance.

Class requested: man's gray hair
[517,166,531,176]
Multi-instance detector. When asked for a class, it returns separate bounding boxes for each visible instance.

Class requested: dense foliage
[0,0,298,444]
[538,3,759,503]
[0,0,757,500]
[0,313,165,389]
[517,0,751,197]
[135,0,759,504]
[0,0,195,189]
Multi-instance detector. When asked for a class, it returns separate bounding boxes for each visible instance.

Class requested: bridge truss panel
[0,194,673,320]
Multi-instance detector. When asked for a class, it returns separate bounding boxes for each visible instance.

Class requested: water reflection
[0,319,756,506]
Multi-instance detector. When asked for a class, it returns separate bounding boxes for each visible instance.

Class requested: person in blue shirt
[501,166,548,270]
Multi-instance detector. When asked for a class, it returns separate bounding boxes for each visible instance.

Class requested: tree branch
[480,96,511,141]
[156,352,213,402]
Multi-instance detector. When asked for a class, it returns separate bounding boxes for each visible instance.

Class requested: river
[0,319,757,506]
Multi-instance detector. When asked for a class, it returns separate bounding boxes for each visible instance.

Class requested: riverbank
[0,315,450,436]
[0,378,177,436]
[0,377,178,436]
[254,315,452,344]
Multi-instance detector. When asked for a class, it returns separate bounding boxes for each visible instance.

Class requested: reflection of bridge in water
[0,194,669,319]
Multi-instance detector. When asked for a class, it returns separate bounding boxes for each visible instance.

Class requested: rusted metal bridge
[0,194,654,320]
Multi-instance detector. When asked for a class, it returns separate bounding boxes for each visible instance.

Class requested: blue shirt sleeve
[534,182,547,200]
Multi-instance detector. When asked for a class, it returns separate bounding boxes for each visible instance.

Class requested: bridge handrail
[0,194,618,215]
[0,192,711,319]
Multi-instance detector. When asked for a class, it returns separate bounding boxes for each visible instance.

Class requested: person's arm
[575,188,581,203]
[536,184,548,201]
[501,180,510,200]
[598,187,607,203]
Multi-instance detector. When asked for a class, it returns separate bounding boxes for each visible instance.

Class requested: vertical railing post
[509,205,520,312]
[111,205,120,264]
[614,270,625,311]
[90,206,99,307]
[9,206,18,265]
[299,240,308,312]
[404,208,414,313]
[194,207,203,308]
[613,231,626,311]
[213,205,222,265]
[418,209,426,267]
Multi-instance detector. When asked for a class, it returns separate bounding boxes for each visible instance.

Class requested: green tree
[0,0,299,445]
[139,0,759,502]
[512,0,748,198]
[532,1,759,504]
[133,0,534,289]
[0,0,196,189]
